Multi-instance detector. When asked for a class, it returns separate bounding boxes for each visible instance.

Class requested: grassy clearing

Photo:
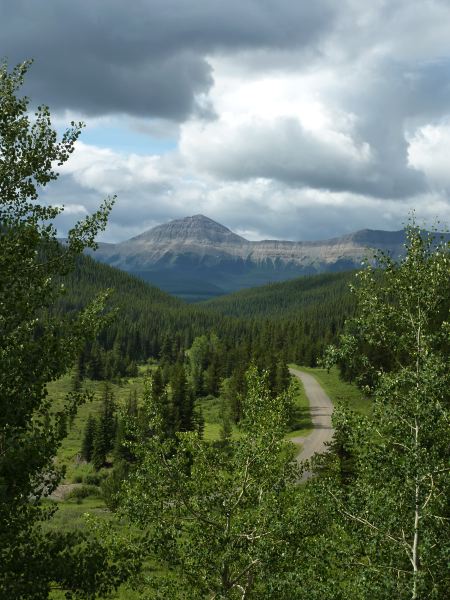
[43,497,109,532]
[286,376,313,438]
[196,394,241,441]
[203,422,223,441]
[290,364,371,416]
[197,376,313,442]
[47,372,147,482]
[49,364,315,482]
[45,496,152,600]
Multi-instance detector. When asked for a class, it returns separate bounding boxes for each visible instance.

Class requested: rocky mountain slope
[88,215,440,300]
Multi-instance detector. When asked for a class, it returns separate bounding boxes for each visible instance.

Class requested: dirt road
[289,368,334,478]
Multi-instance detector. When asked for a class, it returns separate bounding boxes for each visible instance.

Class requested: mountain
[87,215,444,300]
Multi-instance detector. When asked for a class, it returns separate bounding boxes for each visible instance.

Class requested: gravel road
[289,368,334,478]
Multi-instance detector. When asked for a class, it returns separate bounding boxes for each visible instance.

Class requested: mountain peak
[126,215,247,245]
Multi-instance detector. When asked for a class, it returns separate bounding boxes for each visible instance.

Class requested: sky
[2,0,450,242]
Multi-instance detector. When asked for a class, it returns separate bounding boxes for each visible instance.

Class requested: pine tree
[91,384,116,470]
[126,389,138,417]
[170,363,193,432]
[114,391,139,464]
[219,415,232,447]
[120,366,300,598]
[275,357,291,395]
[86,341,104,380]
[71,362,82,392]
[113,419,126,463]
[203,355,221,396]
[81,415,97,462]
[100,382,116,453]
[193,406,205,439]
[91,419,107,471]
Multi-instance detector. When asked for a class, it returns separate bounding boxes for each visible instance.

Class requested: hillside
[57,255,356,370]
[203,270,356,319]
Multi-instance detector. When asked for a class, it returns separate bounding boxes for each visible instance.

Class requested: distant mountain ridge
[88,215,447,300]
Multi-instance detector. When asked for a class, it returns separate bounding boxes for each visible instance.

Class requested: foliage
[65,484,100,501]
[320,223,450,599]
[119,367,303,599]
[0,60,135,598]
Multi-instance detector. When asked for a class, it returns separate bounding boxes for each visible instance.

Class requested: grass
[203,422,223,441]
[197,376,313,442]
[47,372,147,482]
[43,362,372,599]
[289,364,371,416]
[196,394,241,441]
[49,364,317,483]
[286,376,313,438]
[45,496,151,600]
[43,497,109,532]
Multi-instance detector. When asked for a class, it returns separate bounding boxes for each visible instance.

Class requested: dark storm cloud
[0,0,337,120]
[336,58,450,199]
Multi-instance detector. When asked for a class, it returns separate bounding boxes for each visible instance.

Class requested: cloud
[1,0,336,121]
[44,141,450,244]
[408,121,450,191]
[5,0,450,240]
[180,114,375,194]
[179,58,430,199]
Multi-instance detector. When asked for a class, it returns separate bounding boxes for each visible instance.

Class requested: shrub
[83,473,103,486]
[65,485,100,501]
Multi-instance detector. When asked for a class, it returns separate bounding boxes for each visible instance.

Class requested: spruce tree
[170,363,193,432]
[81,414,97,462]
[91,419,107,471]
[120,366,300,598]
[193,406,205,439]
[86,341,104,380]
[275,357,291,395]
[100,382,116,453]
[114,391,138,464]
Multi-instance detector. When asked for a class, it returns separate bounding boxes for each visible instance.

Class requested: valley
[2,24,449,598]
[10,229,450,599]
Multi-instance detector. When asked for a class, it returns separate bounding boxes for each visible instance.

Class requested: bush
[65,484,100,501]
[83,473,103,486]
[101,462,129,511]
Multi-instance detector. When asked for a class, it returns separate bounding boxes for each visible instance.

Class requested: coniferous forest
[58,254,356,381]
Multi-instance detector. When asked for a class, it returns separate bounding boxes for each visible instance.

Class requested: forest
[58,254,356,382]
[1,61,449,600]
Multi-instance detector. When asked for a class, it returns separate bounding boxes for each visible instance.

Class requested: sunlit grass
[286,376,313,438]
[47,372,146,481]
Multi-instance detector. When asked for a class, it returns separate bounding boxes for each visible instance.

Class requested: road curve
[289,368,334,477]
